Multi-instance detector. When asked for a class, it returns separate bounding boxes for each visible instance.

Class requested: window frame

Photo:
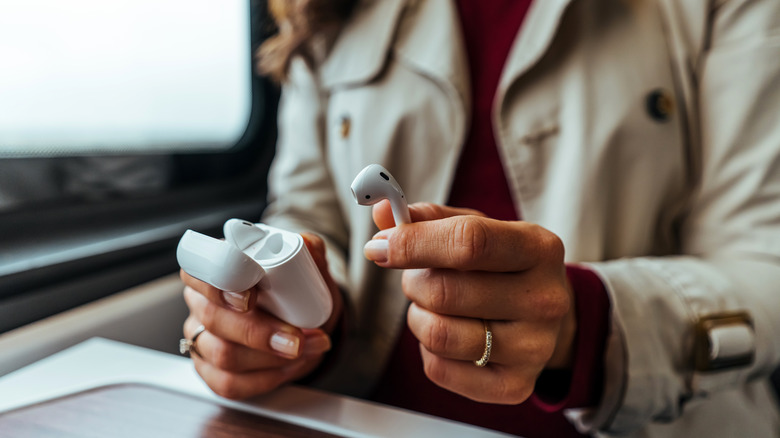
[0,0,279,333]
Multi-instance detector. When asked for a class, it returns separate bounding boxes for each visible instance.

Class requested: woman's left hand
[366,201,577,404]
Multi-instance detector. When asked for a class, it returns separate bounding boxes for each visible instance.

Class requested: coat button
[645,89,674,122]
[340,116,351,138]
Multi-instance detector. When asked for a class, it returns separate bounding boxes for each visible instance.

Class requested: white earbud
[224,219,268,251]
[351,164,411,225]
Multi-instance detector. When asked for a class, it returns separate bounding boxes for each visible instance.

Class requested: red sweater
[369,2,611,436]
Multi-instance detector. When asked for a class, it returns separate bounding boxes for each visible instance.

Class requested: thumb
[371,200,486,230]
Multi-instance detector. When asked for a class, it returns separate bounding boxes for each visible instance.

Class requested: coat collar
[318,0,469,104]
[319,0,575,109]
[392,0,471,116]
[497,0,575,99]
[319,0,407,89]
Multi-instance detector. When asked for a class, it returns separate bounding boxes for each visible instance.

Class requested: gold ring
[475,320,492,367]
[179,324,206,357]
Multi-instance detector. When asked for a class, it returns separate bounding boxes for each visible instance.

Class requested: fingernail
[222,291,251,312]
[364,239,388,263]
[270,332,301,358]
[373,228,393,239]
[302,334,332,356]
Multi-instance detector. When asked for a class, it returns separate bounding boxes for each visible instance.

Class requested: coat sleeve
[578,0,780,433]
[261,59,350,288]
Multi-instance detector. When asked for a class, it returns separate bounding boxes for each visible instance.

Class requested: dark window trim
[0,0,280,332]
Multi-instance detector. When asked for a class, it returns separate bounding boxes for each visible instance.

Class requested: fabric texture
[262,0,780,435]
[368,2,610,436]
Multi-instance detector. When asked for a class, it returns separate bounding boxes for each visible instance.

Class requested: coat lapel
[496,0,575,98]
[392,0,471,119]
[319,0,407,89]
[319,0,470,127]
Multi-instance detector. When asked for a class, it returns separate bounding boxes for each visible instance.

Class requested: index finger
[368,216,563,272]
[180,269,257,313]
[184,286,306,359]
[371,201,486,230]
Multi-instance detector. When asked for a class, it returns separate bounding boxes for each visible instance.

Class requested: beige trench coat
[262,0,780,435]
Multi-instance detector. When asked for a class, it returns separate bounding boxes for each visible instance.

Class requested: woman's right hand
[180,232,343,399]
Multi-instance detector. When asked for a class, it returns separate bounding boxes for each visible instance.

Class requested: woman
[180,0,780,436]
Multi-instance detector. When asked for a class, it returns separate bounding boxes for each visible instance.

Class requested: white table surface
[0,338,512,437]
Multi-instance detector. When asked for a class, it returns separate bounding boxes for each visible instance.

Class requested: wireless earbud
[351,164,411,225]
[224,218,268,250]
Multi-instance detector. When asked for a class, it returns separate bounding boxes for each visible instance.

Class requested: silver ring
[180,324,206,357]
[475,320,492,367]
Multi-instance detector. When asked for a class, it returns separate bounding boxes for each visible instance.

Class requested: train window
[0,0,251,156]
[0,0,278,333]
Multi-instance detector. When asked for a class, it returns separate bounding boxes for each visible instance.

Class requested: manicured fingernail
[222,291,251,312]
[364,239,388,263]
[302,334,332,356]
[373,228,393,239]
[270,332,301,358]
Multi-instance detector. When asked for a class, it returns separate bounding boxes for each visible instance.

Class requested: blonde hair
[257,0,357,82]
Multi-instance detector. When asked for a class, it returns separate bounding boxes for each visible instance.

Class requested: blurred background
[0,0,278,333]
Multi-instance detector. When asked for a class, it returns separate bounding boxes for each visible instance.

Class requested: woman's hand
[366,201,576,404]
[180,232,343,399]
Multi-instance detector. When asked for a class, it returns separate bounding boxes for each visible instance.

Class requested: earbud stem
[391,199,411,225]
